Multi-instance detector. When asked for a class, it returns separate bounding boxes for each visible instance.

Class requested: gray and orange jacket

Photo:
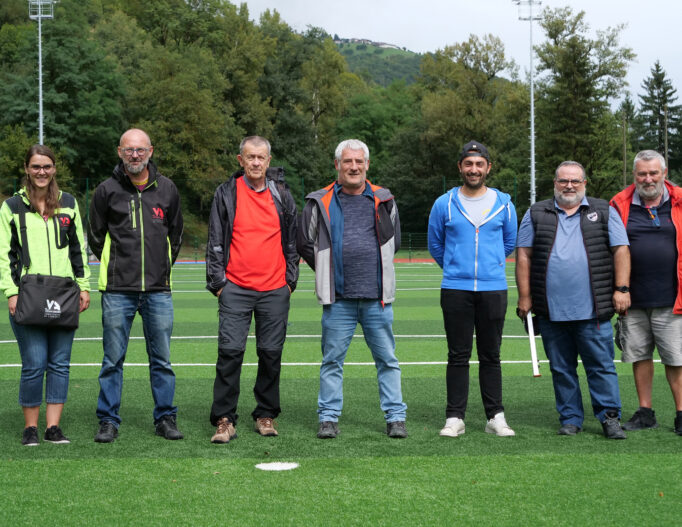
[88,160,183,292]
[297,181,400,305]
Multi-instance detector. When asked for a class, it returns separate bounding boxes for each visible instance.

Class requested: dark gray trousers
[210,281,290,426]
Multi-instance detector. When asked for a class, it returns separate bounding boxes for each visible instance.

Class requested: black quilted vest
[529,197,614,321]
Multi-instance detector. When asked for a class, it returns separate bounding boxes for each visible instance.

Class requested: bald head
[118,128,154,178]
[120,128,151,147]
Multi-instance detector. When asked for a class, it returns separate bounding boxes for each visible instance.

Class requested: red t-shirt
[225,177,287,291]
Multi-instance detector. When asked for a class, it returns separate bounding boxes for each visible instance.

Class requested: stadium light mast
[513,0,541,205]
[28,0,57,145]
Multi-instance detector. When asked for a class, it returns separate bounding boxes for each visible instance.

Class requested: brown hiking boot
[211,417,237,444]
[255,417,278,437]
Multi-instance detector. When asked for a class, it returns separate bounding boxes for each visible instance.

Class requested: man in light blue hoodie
[428,141,518,438]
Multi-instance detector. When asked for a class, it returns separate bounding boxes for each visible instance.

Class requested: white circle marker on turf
[255,462,299,471]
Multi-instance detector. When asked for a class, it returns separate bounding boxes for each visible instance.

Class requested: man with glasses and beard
[428,141,518,438]
[516,161,630,439]
[89,128,184,443]
[611,150,682,435]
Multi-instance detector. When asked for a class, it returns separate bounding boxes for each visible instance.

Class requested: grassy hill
[336,41,423,86]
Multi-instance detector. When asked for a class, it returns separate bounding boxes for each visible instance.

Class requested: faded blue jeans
[10,315,75,407]
[318,299,407,423]
[537,317,621,427]
[96,292,177,426]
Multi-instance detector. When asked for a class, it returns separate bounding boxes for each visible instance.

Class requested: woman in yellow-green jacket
[0,144,90,446]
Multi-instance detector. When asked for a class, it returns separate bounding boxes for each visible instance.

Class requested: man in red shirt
[205,136,299,443]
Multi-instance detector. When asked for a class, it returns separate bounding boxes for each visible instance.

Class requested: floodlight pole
[513,0,541,205]
[28,1,56,145]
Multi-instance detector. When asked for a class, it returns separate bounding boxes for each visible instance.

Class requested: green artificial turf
[0,263,680,525]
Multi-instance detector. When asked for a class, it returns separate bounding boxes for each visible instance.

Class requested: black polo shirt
[627,199,678,308]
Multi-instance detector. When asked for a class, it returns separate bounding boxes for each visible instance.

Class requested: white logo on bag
[45,299,62,318]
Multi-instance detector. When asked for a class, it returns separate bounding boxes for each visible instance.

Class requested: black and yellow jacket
[0,189,90,298]
[88,160,183,292]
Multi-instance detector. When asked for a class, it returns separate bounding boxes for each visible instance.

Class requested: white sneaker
[439,417,465,437]
[485,412,515,437]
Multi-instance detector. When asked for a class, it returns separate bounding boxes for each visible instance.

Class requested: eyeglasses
[647,207,660,227]
[556,178,585,186]
[29,164,54,173]
[121,147,151,157]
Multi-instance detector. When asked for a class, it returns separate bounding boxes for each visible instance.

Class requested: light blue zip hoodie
[428,187,517,291]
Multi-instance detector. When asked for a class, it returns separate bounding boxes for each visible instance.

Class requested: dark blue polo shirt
[627,198,678,308]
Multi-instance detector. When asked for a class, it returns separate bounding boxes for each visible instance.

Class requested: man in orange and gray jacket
[297,139,407,440]
[610,149,682,435]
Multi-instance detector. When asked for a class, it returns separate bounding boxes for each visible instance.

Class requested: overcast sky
[241,0,678,104]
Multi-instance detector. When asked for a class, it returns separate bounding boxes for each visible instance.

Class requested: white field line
[0,359,650,368]
[83,287,517,294]
[0,334,538,345]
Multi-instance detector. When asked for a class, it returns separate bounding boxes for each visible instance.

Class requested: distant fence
[174,232,431,263]
[397,233,430,262]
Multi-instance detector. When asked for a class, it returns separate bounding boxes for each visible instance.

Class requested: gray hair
[240,136,271,156]
[334,139,370,163]
[554,160,586,180]
[633,150,666,172]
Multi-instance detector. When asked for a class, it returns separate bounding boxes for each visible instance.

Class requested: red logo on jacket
[152,207,165,220]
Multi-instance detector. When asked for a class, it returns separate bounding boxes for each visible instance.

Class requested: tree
[635,60,682,171]
[0,124,74,199]
[382,36,529,231]
[448,34,517,81]
[615,92,639,188]
[534,7,635,201]
[0,0,126,190]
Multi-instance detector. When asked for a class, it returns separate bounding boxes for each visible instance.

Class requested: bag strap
[17,203,31,270]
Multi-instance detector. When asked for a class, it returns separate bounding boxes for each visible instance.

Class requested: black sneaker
[621,407,658,431]
[602,412,626,440]
[155,415,184,440]
[44,425,70,444]
[387,421,408,438]
[94,421,119,443]
[317,421,339,439]
[21,426,39,446]
[557,424,582,436]
[675,412,682,436]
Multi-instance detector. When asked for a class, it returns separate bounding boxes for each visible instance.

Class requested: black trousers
[210,281,290,426]
[440,289,507,420]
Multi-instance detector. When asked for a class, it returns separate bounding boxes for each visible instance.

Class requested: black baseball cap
[459,141,490,163]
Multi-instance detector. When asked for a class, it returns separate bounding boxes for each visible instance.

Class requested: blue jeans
[319,299,407,423]
[538,317,621,426]
[10,316,75,407]
[97,292,177,426]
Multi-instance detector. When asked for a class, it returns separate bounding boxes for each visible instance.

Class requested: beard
[636,179,664,201]
[554,187,585,208]
[123,158,149,175]
[461,172,486,190]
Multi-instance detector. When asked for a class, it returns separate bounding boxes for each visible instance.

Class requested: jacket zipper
[474,228,479,291]
[138,190,145,291]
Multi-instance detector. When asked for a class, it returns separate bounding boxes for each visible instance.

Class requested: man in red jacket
[610,150,682,435]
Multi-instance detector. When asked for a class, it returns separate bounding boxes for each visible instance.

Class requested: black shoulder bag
[13,204,81,329]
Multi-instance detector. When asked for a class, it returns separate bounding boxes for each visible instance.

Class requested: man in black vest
[516,161,631,439]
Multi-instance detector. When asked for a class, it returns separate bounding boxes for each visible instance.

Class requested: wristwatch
[615,285,630,293]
